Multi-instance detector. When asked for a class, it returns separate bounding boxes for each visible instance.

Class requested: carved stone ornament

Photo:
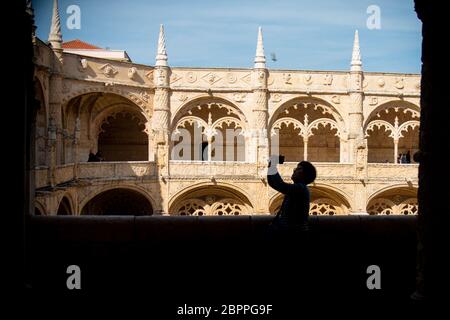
[369,97,378,106]
[205,195,216,205]
[323,74,333,85]
[258,70,265,81]
[239,73,251,84]
[178,93,188,102]
[233,93,246,102]
[415,82,420,90]
[170,73,182,84]
[394,77,404,89]
[155,69,166,84]
[303,74,313,85]
[145,70,154,81]
[362,79,368,88]
[138,91,150,102]
[283,73,292,84]
[202,72,222,85]
[186,71,197,83]
[271,93,282,103]
[99,63,118,78]
[128,67,137,79]
[331,95,340,104]
[78,58,88,71]
[226,73,237,84]
[62,82,71,93]
[377,78,385,87]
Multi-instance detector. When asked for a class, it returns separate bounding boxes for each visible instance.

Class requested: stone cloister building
[32,0,420,217]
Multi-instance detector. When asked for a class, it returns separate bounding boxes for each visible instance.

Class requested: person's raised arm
[267,156,305,195]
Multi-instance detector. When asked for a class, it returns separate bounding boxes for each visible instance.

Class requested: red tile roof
[62,39,102,50]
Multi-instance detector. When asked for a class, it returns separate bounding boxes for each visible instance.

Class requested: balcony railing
[34,161,419,188]
[77,161,156,179]
[169,160,257,178]
[278,162,355,179]
[367,163,418,180]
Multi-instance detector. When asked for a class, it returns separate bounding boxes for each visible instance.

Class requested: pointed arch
[80,185,155,215]
[171,96,248,130]
[168,182,254,215]
[57,194,73,215]
[268,183,352,215]
[268,96,346,134]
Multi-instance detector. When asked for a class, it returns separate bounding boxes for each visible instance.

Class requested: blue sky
[33,0,421,73]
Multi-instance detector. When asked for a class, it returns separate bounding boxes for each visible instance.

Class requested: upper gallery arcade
[32,0,420,217]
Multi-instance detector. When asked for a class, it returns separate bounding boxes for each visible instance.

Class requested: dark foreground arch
[81,188,153,215]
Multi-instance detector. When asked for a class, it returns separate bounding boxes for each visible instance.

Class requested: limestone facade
[32,5,420,217]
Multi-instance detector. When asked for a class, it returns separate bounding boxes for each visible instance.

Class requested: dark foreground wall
[27,215,417,305]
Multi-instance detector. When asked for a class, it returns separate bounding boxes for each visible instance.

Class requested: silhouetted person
[266,156,317,277]
[88,151,96,162]
[406,150,411,163]
[400,153,407,164]
[267,156,316,234]
[95,151,104,162]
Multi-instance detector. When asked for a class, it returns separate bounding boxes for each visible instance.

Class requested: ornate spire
[350,30,362,71]
[254,26,266,68]
[48,0,62,50]
[155,24,168,67]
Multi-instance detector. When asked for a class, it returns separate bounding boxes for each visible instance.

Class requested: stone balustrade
[34,161,419,189]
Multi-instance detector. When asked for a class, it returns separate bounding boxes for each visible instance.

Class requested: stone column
[48,71,63,187]
[47,0,64,186]
[72,116,80,179]
[413,0,449,300]
[151,25,171,215]
[303,138,308,161]
[348,30,365,164]
[393,138,399,164]
[252,27,269,169]
[152,70,170,177]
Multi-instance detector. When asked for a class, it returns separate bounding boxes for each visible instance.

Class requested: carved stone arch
[174,199,208,216]
[173,116,208,134]
[309,184,352,214]
[63,91,152,148]
[367,198,396,215]
[57,192,75,215]
[310,198,343,216]
[270,118,307,137]
[33,75,47,121]
[171,96,249,131]
[306,118,340,138]
[397,120,420,139]
[365,120,396,138]
[268,96,346,135]
[367,185,418,215]
[79,184,156,214]
[268,193,284,215]
[397,198,418,215]
[91,103,149,140]
[35,200,46,216]
[168,181,254,215]
[61,85,150,111]
[210,198,249,215]
[268,183,352,215]
[363,100,420,130]
[367,184,418,204]
[211,117,245,133]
